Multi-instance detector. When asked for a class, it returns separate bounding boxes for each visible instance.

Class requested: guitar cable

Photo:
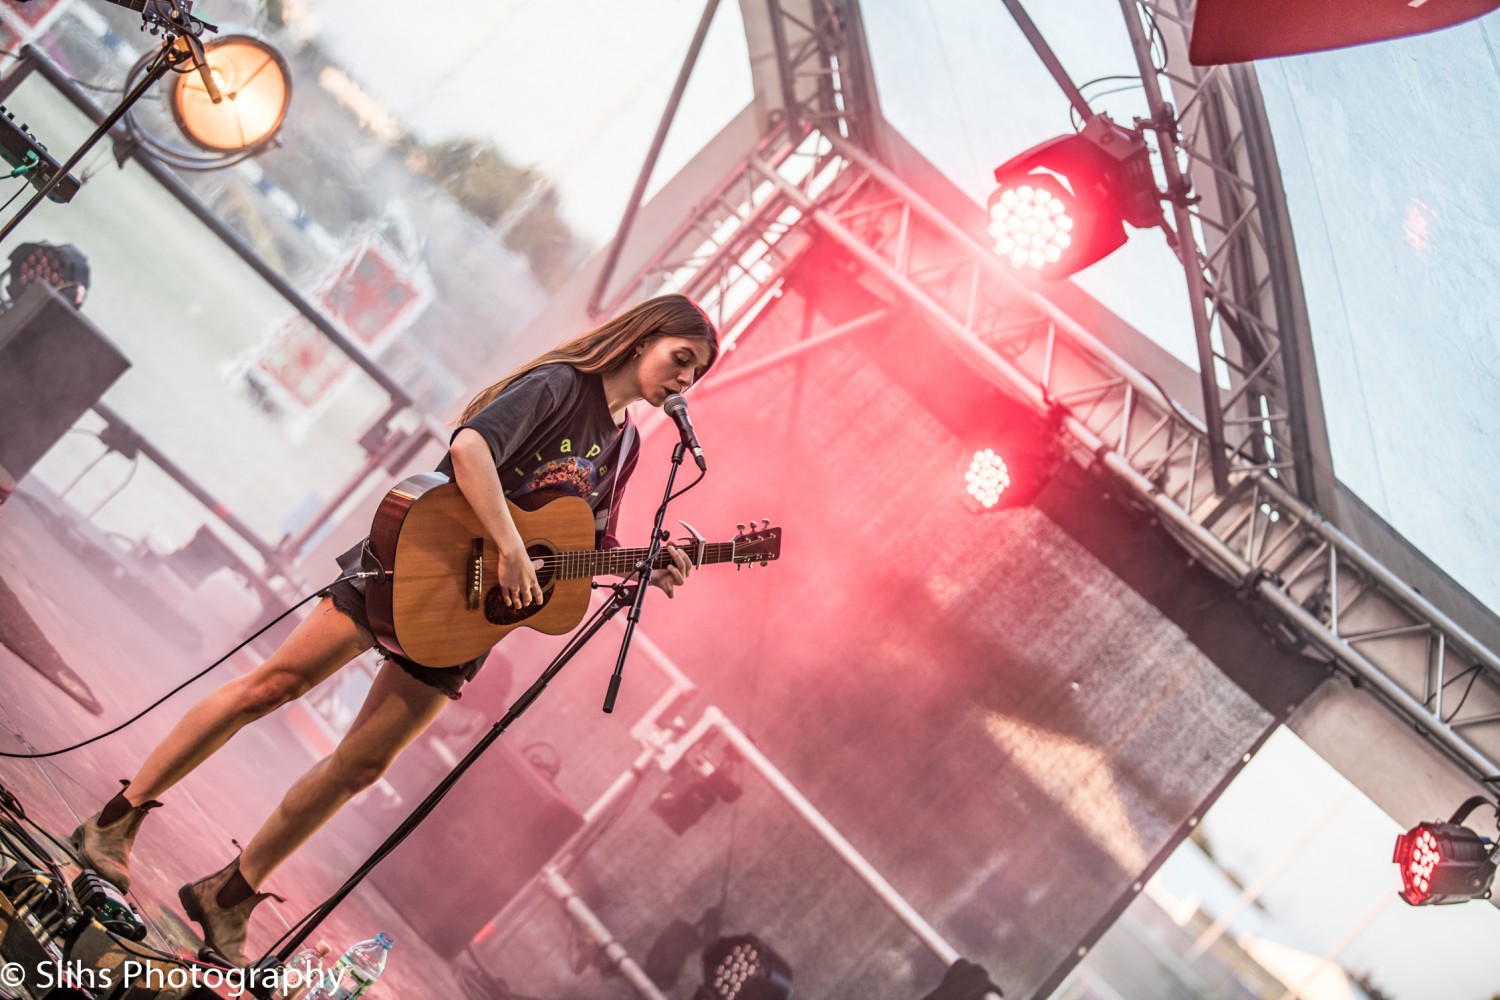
[0,471,708,762]
[0,571,379,760]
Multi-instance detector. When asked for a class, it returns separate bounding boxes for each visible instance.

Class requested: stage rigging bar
[623,124,1500,789]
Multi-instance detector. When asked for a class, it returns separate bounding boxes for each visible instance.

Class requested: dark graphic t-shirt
[333,364,638,679]
[436,364,638,545]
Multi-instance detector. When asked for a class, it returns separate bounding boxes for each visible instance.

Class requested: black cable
[1439,664,1485,724]
[666,464,707,504]
[0,810,69,887]
[0,579,353,759]
[1070,82,1148,131]
[1138,0,1169,72]
[5,797,83,868]
[0,179,32,217]
[1079,73,1146,92]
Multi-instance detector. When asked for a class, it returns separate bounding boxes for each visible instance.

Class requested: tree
[411,138,584,290]
[1351,969,1397,1000]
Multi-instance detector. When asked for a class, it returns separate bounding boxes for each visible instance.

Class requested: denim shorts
[322,572,479,701]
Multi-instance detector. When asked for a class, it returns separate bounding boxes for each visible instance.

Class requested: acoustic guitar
[364,472,782,667]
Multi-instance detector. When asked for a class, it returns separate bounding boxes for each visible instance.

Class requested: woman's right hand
[449,430,545,608]
[497,540,545,608]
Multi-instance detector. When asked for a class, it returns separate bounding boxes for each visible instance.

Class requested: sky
[288,0,755,247]
[185,1,1500,994]
[1154,727,1500,1000]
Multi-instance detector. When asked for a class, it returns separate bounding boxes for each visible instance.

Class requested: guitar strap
[596,419,637,538]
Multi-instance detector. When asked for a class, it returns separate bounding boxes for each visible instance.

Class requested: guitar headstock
[732,519,781,567]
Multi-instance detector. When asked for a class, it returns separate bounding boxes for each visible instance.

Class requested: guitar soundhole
[482,544,556,626]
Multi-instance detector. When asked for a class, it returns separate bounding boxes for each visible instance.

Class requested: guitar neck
[557,542,740,580]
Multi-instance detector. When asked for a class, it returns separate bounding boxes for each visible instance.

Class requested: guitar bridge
[466,538,484,611]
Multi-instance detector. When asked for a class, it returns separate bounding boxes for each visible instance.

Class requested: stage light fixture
[695,935,793,1000]
[960,404,1067,514]
[965,449,1013,510]
[170,34,290,152]
[652,744,744,835]
[919,957,1004,999]
[5,242,89,308]
[988,114,1163,280]
[1392,796,1498,906]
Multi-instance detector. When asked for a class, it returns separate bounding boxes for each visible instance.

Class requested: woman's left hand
[649,542,694,598]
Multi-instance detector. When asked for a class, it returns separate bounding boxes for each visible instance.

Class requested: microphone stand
[257,443,700,982]
[0,3,219,243]
[603,440,685,713]
[258,577,644,981]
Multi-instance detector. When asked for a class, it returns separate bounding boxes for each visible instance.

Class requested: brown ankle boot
[70,780,162,893]
[178,856,284,968]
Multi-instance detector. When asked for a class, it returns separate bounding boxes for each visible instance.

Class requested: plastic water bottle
[324,932,393,999]
[279,940,332,999]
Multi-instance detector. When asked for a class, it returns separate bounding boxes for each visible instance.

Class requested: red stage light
[987,182,1075,272]
[965,449,1013,510]
[988,115,1162,280]
[1393,817,1497,906]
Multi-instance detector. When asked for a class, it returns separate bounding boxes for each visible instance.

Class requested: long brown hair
[459,294,720,423]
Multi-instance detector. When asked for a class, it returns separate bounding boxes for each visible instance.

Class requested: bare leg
[127,599,373,804]
[237,659,450,887]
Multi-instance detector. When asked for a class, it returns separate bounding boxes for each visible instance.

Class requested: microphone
[663,393,706,471]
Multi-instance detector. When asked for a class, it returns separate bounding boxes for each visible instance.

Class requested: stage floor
[0,487,466,998]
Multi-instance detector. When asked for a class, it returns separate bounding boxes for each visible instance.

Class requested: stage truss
[597,103,1500,791]
[1121,0,1334,504]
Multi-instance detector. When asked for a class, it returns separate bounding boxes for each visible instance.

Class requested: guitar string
[539,544,736,579]
[488,541,762,580]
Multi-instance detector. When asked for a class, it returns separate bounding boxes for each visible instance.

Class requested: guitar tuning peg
[761,518,770,529]
[736,523,746,534]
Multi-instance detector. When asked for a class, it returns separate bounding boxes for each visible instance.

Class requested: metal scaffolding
[1124,0,1334,505]
[601,110,1500,789]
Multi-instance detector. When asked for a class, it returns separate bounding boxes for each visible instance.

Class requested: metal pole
[0,45,177,242]
[273,407,441,562]
[703,707,961,964]
[1274,889,1394,1000]
[1228,60,1321,506]
[690,308,889,396]
[541,868,672,1000]
[1185,787,1355,960]
[998,0,1094,122]
[586,0,722,319]
[705,708,1004,998]
[14,46,416,408]
[92,402,276,564]
[1115,2,1231,493]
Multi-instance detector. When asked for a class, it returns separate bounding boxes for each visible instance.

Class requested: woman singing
[71,294,718,965]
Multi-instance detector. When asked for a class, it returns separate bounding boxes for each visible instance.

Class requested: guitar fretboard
[549,542,741,580]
